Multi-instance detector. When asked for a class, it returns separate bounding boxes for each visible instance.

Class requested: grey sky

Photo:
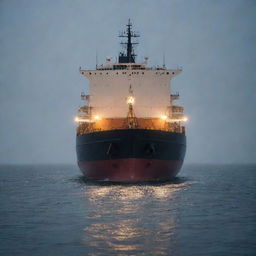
[0,0,255,164]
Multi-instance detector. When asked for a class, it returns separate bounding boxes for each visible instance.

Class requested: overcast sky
[0,0,255,164]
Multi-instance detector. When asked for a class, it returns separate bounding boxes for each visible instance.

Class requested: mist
[0,0,255,164]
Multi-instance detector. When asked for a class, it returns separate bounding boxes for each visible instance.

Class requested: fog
[0,0,255,164]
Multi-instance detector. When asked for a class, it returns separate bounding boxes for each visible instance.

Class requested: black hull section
[76,129,186,182]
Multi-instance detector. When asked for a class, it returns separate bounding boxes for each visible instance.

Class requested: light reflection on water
[1,165,254,256]
[81,180,190,255]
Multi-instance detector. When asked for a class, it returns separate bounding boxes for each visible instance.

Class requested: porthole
[81,72,84,75]
[89,72,92,75]
[142,72,144,74]
[166,72,169,75]
[172,72,175,75]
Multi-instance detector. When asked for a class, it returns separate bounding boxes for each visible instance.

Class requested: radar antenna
[119,19,140,63]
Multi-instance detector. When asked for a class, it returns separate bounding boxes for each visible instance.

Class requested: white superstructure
[80,62,182,118]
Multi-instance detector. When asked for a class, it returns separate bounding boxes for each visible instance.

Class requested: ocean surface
[0,164,255,256]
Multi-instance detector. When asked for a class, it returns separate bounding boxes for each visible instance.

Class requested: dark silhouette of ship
[76,20,186,182]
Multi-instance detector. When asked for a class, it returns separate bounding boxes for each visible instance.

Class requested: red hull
[78,158,183,182]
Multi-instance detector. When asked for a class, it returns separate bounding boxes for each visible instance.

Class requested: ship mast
[119,19,139,63]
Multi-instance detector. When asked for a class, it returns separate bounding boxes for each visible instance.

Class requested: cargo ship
[75,20,186,182]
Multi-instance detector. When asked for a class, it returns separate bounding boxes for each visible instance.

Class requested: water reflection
[81,179,189,255]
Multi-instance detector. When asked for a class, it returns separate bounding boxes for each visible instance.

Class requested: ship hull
[76,129,186,182]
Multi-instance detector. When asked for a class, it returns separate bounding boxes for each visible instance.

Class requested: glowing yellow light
[74,116,93,123]
[160,115,168,120]
[94,115,101,121]
[126,96,135,105]
[166,116,189,123]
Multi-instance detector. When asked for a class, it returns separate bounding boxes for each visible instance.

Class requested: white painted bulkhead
[80,69,181,118]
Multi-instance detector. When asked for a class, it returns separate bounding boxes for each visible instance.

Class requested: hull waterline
[78,158,183,182]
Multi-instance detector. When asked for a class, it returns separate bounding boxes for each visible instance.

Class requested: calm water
[0,164,255,256]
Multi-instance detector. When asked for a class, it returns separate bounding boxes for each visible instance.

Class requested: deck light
[160,115,168,120]
[164,116,189,123]
[126,96,135,105]
[94,115,101,121]
[183,116,188,122]
[74,116,94,123]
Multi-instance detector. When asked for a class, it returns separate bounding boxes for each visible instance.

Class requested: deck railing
[76,118,185,136]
